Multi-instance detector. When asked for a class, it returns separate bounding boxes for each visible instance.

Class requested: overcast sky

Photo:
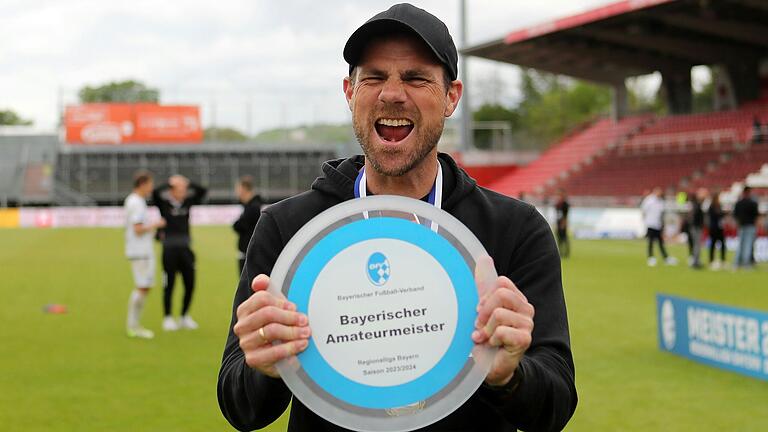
[1,0,621,133]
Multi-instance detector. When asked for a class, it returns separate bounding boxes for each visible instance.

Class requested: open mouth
[374,118,414,143]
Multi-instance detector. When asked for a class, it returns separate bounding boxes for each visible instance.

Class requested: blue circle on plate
[288,217,477,409]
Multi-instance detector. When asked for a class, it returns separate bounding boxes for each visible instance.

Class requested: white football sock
[127,290,147,329]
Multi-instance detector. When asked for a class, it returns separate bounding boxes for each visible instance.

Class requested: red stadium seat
[488,115,652,196]
[488,103,768,199]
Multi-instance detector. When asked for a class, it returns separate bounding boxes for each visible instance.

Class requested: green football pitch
[1,226,766,431]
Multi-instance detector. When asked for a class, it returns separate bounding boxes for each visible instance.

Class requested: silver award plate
[269,195,497,432]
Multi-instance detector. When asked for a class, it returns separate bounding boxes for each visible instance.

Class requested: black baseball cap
[343,3,458,81]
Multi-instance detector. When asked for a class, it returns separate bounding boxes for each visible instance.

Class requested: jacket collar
[311,153,477,211]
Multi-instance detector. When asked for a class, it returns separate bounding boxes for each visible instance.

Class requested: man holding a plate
[218,4,577,431]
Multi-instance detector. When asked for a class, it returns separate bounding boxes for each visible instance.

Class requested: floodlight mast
[459,0,473,152]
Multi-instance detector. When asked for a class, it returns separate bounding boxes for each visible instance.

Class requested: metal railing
[621,128,741,154]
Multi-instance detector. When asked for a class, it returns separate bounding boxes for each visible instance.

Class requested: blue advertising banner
[657,294,768,381]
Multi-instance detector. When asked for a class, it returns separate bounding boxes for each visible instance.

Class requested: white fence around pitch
[6,204,767,262]
[536,206,767,262]
[15,205,242,228]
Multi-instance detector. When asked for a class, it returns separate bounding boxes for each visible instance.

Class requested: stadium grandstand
[0,129,336,206]
[463,0,768,205]
[3,0,768,211]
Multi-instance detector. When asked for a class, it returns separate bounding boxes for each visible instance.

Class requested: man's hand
[155,218,167,229]
[233,274,311,378]
[472,257,534,387]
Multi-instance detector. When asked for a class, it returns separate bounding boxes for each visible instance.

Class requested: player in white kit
[124,171,166,339]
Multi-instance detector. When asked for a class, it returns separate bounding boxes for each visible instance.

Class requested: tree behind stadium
[78,80,160,103]
[0,109,33,125]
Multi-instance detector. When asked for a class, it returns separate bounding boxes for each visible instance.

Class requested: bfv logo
[366,252,390,286]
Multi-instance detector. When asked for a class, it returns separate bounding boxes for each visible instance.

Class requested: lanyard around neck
[353,161,443,231]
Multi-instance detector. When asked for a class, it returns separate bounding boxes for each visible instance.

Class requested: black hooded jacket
[218,154,577,432]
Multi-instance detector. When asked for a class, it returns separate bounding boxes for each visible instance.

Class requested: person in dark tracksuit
[687,189,707,269]
[232,175,262,275]
[708,192,727,270]
[153,174,207,331]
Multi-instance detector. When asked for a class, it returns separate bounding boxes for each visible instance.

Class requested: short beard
[353,116,444,177]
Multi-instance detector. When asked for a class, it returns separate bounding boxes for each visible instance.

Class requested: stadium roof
[463,0,768,85]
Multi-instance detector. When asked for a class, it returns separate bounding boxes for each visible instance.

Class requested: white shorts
[129,258,155,288]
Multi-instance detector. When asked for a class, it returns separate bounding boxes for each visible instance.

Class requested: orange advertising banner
[64,103,202,144]
[65,104,132,144]
[133,104,203,142]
